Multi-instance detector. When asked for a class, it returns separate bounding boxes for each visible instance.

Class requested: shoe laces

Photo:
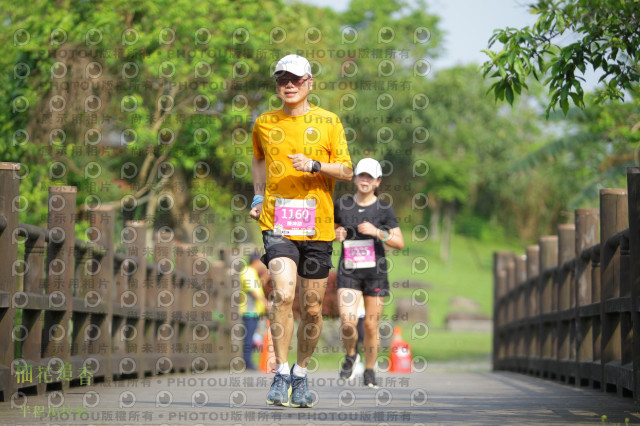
[272,373,290,392]
[291,374,308,397]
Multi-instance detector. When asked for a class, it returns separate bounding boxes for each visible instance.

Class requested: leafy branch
[482,0,640,115]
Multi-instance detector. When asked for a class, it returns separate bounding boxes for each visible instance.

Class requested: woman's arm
[357,222,404,250]
[381,226,404,250]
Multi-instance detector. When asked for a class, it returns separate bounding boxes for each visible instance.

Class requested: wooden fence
[0,162,240,402]
[493,167,640,400]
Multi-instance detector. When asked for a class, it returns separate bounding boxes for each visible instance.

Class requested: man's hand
[250,203,262,221]
[357,221,379,238]
[287,153,313,172]
[335,226,347,242]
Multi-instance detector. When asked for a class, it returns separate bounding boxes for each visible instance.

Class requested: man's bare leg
[296,276,328,367]
[268,257,297,366]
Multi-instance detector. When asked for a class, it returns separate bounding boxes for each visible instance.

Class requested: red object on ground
[389,327,412,373]
[259,320,276,373]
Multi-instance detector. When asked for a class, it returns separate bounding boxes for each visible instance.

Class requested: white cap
[273,54,312,77]
[354,158,382,179]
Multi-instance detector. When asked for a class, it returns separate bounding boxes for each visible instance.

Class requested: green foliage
[0,0,445,241]
[2,0,612,249]
[508,94,640,216]
[414,65,574,242]
[482,0,640,116]
[455,215,504,241]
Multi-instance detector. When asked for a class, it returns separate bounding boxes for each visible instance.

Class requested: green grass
[251,329,492,371]
[250,227,519,367]
[309,329,493,370]
[327,226,521,362]
[405,328,491,362]
[380,230,521,328]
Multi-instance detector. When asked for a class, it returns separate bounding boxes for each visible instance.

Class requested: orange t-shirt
[252,105,352,241]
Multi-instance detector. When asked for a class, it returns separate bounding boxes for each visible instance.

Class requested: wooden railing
[493,167,640,400]
[0,162,239,402]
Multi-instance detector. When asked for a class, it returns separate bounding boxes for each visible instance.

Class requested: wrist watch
[311,160,321,173]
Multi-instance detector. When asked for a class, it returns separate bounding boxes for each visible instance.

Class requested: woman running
[334,158,405,388]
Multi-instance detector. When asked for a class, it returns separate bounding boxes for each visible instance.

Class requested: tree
[0,0,445,247]
[317,0,443,215]
[1,0,280,242]
[415,65,556,253]
[508,93,640,211]
[482,0,640,115]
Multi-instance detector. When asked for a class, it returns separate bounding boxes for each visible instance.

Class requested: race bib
[343,239,376,269]
[273,198,316,236]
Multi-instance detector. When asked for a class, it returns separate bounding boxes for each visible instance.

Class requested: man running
[250,54,353,408]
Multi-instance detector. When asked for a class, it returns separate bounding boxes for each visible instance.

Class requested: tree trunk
[440,202,456,264]
[429,196,440,242]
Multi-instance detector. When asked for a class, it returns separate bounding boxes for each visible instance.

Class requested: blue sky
[296,0,600,90]
[297,0,537,67]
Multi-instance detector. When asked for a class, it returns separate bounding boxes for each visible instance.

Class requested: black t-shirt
[334,195,399,278]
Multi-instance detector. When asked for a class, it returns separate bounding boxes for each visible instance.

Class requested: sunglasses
[275,75,311,87]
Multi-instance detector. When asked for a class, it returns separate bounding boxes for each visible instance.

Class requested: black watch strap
[311,160,321,173]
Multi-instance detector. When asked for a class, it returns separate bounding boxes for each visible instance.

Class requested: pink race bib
[343,239,376,269]
[273,198,316,236]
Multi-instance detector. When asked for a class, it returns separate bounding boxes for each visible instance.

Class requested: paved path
[1,363,640,425]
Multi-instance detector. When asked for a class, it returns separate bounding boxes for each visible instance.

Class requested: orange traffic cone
[259,320,276,373]
[389,327,412,373]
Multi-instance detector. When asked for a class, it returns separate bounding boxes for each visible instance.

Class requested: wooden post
[210,261,225,369]
[627,167,640,402]
[112,240,131,377]
[591,246,602,386]
[192,250,214,370]
[526,245,540,371]
[558,225,575,312]
[155,231,173,374]
[506,255,517,360]
[43,186,76,390]
[144,250,157,376]
[576,210,599,307]
[493,252,511,370]
[22,220,46,396]
[600,188,627,394]
[71,241,92,371]
[185,246,197,371]
[0,163,20,401]
[178,244,192,372]
[557,224,575,382]
[215,248,238,369]
[515,254,527,361]
[89,206,115,383]
[515,255,526,320]
[539,236,558,315]
[189,251,208,372]
[124,220,147,377]
[620,235,632,368]
[175,244,188,373]
[539,236,558,371]
[620,228,632,395]
[506,256,516,326]
[575,209,599,388]
[492,252,510,370]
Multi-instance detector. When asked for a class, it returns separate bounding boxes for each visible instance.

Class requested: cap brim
[273,69,306,77]
[355,170,381,178]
